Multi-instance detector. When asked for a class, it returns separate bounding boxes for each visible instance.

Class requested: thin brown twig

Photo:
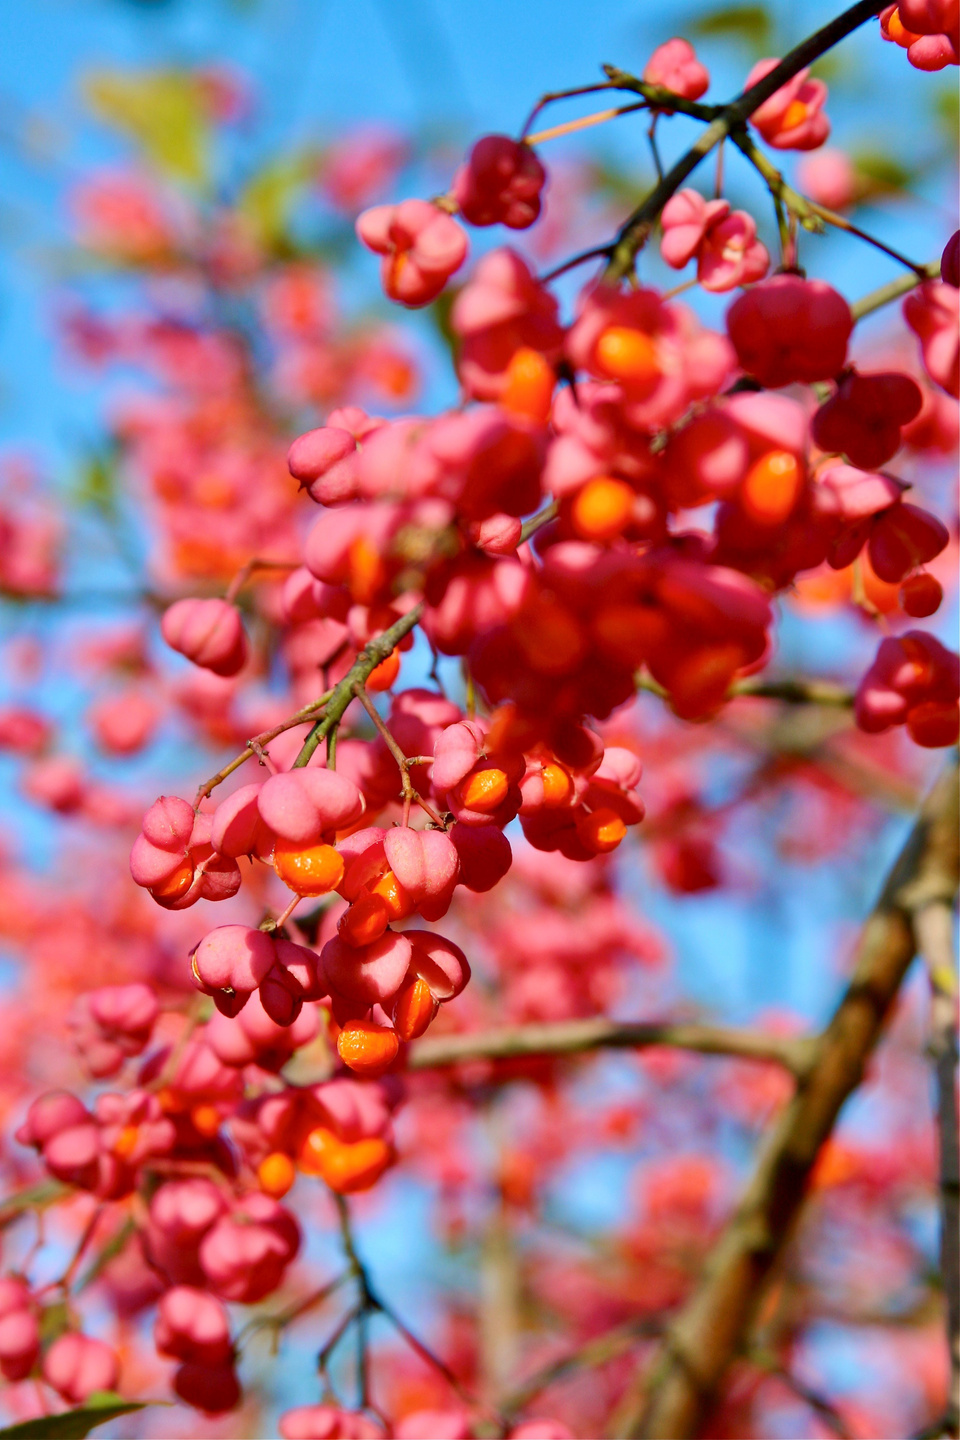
[526,101,647,146]
[730,128,928,276]
[352,684,444,827]
[58,1205,104,1293]
[224,556,299,606]
[237,1272,351,1353]
[193,690,335,806]
[603,0,888,281]
[539,247,612,284]
[520,82,620,138]
[750,1348,854,1440]
[519,499,559,543]
[331,1193,491,1421]
[501,1316,663,1416]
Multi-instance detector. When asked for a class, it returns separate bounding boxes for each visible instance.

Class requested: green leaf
[37,1301,71,1349]
[83,69,210,184]
[237,151,320,253]
[428,285,461,361]
[851,150,914,193]
[688,4,772,53]
[73,453,119,516]
[933,84,959,152]
[0,1397,150,1439]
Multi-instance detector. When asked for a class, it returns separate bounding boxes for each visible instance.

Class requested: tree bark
[615,762,959,1440]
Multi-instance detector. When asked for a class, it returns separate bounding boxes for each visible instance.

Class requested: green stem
[730,128,927,275]
[852,262,940,321]
[292,603,423,768]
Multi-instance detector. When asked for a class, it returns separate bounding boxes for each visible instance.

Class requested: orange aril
[781,99,809,130]
[577,807,627,854]
[501,346,556,424]
[540,762,574,807]
[336,1021,400,1077]
[347,535,387,604]
[157,1087,186,1115]
[274,839,345,897]
[298,1126,393,1193]
[459,766,510,813]
[370,868,414,920]
[190,1104,221,1138]
[886,7,920,43]
[594,326,660,391]
[386,250,409,292]
[151,860,194,902]
[258,1151,296,1198]
[113,1125,140,1159]
[366,648,400,692]
[570,477,635,542]
[741,450,803,525]
[860,553,900,614]
[339,889,391,948]
[393,976,439,1042]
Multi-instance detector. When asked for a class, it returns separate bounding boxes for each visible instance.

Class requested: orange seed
[459,766,510,813]
[366,648,401,692]
[336,1020,401,1077]
[540,762,574,807]
[393,976,439,1042]
[189,1104,221,1138]
[577,807,627,855]
[339,889,391,948]
[273,839,345,897]
[258,1151,296,1198]
[570,476,636,542]
[370,868,414,920]
[501,346,556,424]
[594,326,660,391]
[741,450,803,525]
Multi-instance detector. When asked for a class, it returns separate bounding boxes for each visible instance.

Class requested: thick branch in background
[408,1018,814,1076]
[604,0,886,280]
[916,900,960,1435]
[610,761,958,1440]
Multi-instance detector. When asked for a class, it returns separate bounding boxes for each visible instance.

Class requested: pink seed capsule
[43,1332,119,1404]
[161,597,248,677]
[174,1360,242,1414]
[321,931,413,1005]
[155,1285,233,1367]
[191,925,276,997]
[258,767,365,846]
[0,1307,40,1382]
